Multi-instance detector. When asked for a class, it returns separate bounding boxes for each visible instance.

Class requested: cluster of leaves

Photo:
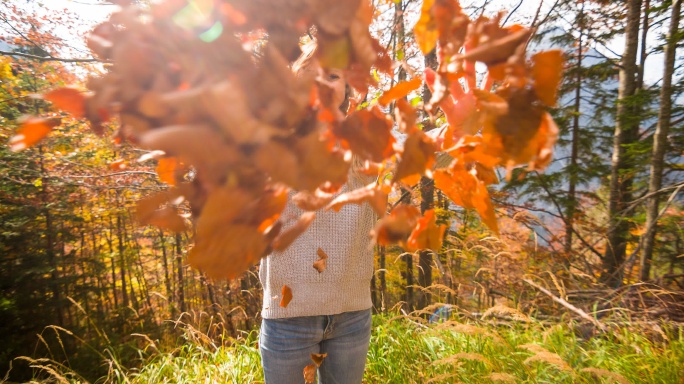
[11,0,562,282]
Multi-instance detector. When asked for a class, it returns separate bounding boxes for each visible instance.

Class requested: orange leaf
[292,189,335,211]
[303,364,316,384]
[272,212,316,251]
[378,78,422,106]
[280,285,293,308]
[311,353,328,367]
[406,209,447,252]
[136,190,187,233]
[372,204,422,246]
[44,87,86,118]
[531,50,564,106]
[9,117,61,151]
[188,225,267,279]
[156,157,177,186]
[394,130,437,184]
[313,247,328,273]
[434,168,498,235]
[414,0,438,54]
[110,159,127,171]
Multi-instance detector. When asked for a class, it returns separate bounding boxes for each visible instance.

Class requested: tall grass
[11,313,684,383]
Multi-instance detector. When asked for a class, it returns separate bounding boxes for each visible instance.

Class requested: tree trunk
[565,6,583,255]
[379,245,386,313]
[602,0,642,287]
[39,145,63,327]
[640,0,681,281]
[175,233,186,313]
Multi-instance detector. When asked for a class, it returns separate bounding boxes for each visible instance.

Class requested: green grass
[16,315,684,383]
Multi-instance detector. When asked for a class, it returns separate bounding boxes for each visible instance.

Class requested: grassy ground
[16,314,684,383]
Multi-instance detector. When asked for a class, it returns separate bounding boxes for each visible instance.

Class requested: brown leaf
[378,78,422,106]
[394,131,437,184]
[372,204,422,246]
[314,0,362,35]
[406,209,447,252]
[326,182,388,217]
[313,248,328,273]
[194,187,253,238]
[303,364,316,384]
[136,190,187,232]
[272,212,317,251]
[531,50,564,107]
[311,353,328,367]
[292,189,335,212]
[462,21,531,66]
[280,285,293,308]
[188,225,268,279]
[335,107,395,163]
[9,117,61,151]
[44,87,86,118]
[294,132,350,192]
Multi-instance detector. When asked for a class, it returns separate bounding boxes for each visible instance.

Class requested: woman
[258,41,377,384]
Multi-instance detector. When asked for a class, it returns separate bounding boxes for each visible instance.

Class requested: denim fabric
[259,309,372,384]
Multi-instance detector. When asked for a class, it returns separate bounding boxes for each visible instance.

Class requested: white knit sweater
[259,173,376,319]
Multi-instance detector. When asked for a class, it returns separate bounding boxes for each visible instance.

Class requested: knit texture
[259,173,376,319]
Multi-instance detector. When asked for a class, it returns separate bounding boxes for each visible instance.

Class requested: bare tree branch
[0,50,102,63]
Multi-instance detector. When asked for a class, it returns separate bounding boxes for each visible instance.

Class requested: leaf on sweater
[372,204,421,246]
[406,209,447,252]
[272,212,316,251]
[313,248,328,273]
[280,285,293,308]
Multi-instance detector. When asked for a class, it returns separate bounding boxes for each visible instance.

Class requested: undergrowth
[7,313,684,383]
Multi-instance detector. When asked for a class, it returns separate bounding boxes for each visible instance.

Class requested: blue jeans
[259,309,372,384]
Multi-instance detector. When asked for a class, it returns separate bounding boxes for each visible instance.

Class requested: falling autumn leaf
[434,168,498,235]
[313,247,328,273]
[280,285,293,308]
[394,131,437,184]
[9,117,62,152]
[378,78,423,106]
[334,107,395,163]
[44,87,86,118]
[272,212,317,251]
[326,182,388,217]
[110,159,127,171]
[156,157,178,186]
[304,364,316,384]
[373,204,422,246]
[311,353,328,366]
[406,209,447,252]
[531,50,564,107]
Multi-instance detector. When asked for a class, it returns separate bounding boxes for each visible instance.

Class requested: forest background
[0,0,682,382]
